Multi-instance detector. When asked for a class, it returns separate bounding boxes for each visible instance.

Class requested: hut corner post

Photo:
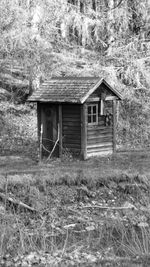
[37,102,43,161]
[113,100,117,153]
[59,104,62,158]
[81,104,87,160]
[39,124,43,162]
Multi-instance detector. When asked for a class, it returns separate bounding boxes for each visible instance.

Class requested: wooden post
[113,100,116,153]
[59,104,62,157]
[81,104,87,160]
[37,102,42,161]
[39,123,43,161]
[116,100,119,123]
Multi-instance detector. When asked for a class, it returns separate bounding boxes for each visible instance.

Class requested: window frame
[87,103,98,125]
[100,99,104,115]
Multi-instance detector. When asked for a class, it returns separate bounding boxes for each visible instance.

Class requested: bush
[0,102,38,158]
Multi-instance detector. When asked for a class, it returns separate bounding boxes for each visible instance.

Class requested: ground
[0,150,150,266]
[1,149,150,175]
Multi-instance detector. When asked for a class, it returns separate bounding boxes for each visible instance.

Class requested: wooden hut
[28,77,122,159]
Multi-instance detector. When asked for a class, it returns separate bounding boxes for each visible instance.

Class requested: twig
[61,228,69,259]
[46,123,60,161]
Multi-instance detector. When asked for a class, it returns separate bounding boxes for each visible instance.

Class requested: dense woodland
[0,0,150,154]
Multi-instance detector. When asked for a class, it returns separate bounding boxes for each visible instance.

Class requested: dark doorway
[41,104,59,158]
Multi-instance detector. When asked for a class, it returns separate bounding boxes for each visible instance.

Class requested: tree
[0,0,64,99]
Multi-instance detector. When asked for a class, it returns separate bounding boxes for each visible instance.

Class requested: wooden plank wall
[62,104,81,156]
[87,109,113,158]
[87,124,113,156]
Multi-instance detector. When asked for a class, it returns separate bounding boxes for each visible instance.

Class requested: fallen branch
[78,205,137,210]
[0,192,36,213]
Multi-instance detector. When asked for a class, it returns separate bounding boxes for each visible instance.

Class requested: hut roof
[28,77,122,103]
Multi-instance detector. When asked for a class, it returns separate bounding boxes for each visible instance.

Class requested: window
[88,104,98,125]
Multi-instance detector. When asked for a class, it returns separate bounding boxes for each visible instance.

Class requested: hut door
[42,105,59,157]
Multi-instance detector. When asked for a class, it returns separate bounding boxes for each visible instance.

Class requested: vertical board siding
[62,104,81,155]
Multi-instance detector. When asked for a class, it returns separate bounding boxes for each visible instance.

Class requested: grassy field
[0,150,150,266]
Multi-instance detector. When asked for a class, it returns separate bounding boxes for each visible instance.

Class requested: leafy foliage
[0,102,37,157]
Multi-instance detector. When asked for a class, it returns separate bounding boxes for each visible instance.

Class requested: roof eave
[27,98,81,104]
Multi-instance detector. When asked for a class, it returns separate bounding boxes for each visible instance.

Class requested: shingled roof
[28,77,122,103]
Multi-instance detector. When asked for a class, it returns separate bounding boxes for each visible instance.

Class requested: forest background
[0,0,150,157]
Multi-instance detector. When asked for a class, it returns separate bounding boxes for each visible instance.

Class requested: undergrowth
[0,170,150,266]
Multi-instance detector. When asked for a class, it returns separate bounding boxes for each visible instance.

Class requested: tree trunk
[106,0,115,56]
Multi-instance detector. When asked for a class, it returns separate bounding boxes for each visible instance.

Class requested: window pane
[88,116,91,123]
[93,115,96,122]
[88,106,91,114]
[93,105,96,114]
